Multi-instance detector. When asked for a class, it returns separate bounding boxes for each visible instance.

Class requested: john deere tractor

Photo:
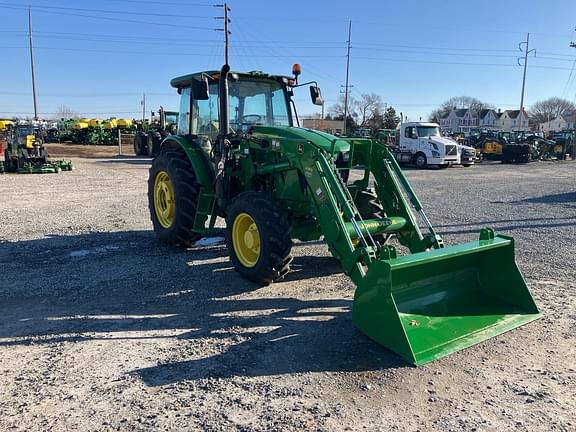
[0,124,72,174]
[148,63,540,365]
[134,107,179,157]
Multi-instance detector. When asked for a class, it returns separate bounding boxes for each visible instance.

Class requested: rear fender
[160,135,215,186]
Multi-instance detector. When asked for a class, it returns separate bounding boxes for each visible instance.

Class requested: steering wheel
[241,114,263,124]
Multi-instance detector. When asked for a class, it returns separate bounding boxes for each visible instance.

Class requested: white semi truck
[394,122,465,168]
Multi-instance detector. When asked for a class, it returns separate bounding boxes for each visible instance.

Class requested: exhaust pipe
[214,63,231,201]
[218,64,230,138]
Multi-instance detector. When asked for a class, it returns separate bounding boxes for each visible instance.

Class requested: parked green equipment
[147,63,540,365]
[134,107,179,157]
[0,124,72,174]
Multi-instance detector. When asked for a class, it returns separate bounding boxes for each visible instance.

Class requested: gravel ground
[0,148,575,431]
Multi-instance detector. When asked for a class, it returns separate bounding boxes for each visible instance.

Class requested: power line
[0,45,344,58]
[5,28,570,58]
[3,33,576,63]
[353,42,518,53]
[0,91,174,97]
[0,2,215,19]
[1,45,573,70]
[2,0,214,7]
[0,5,215,30]
[353,55,572,70]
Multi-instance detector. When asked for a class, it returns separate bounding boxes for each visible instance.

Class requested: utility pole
[341,20,352,136]
[141,93,146,122]
[28,8,38,121]
[216,3,231,65]
[518,33,536,130]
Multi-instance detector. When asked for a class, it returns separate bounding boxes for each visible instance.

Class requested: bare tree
[328,94,358,132]
[530,97,576,124]
[355,93,384,127]
[54,105,80,120]
[429,96,493,122]
[328,94,357,119]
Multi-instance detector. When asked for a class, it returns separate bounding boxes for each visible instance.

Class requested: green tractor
[0,124,72,174]
[147,64,540,365]
[134,107,179,157]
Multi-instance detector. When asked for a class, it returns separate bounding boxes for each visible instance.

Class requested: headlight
[432,150,440,157]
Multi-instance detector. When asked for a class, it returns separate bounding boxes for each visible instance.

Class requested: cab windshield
[191,78,291,139]
[165,113,178,124]
[229,79,291,131]
[416,126,440,137]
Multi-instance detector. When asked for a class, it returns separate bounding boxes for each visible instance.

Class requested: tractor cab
[171,71,295,142]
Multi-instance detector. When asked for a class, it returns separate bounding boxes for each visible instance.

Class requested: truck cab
[397,122,458,168]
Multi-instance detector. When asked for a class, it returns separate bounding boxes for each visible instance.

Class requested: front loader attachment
[352,232,540,365]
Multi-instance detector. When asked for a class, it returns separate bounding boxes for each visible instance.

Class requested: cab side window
[405,127,416,139]
[177,88,191,135]
[193,84,219,141]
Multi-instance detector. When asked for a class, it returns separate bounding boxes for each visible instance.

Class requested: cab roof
[170,70,293,89]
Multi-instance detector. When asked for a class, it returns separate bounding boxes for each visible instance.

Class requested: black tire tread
[355,189,388,245]
[225,192,293,285]
[148,148,202,247]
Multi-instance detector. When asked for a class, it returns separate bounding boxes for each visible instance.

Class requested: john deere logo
[297,143,304,154]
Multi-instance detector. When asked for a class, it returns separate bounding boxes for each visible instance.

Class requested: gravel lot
[1,146,575,431]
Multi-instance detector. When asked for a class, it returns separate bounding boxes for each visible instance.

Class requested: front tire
[414,152,427,168]
[225,192,292,285]
[148,149,202,247]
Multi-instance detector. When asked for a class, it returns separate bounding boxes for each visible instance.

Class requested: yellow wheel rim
[554,144,563,154]
[153,171,176,228]
[232,213,261,268]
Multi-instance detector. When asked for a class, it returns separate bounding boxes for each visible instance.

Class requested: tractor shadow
[513,192,576,207]
[0,230,405,386]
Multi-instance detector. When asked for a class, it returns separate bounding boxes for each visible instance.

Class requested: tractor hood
[251,126,350,154]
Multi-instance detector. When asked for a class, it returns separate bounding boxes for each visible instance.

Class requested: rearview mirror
[309,86,324,106]
[191,77,209,100]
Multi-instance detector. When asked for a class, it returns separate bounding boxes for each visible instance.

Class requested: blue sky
[0,0,575,121]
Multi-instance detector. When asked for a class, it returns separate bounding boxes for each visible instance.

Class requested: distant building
[539,112,576,134]
[439,108,499,133]
[496,109,530,131]
[478,109,498,128]
[302,118,344,136]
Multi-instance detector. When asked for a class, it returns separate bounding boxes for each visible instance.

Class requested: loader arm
[369,141,445,252]
[284,140,403,285]
[284,139,539,365]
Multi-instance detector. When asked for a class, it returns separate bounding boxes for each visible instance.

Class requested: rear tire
[414,152,427,168]
[225,192,293,285]
[355,189,388,245]
[134,132,148,156]
[148,148,202,247]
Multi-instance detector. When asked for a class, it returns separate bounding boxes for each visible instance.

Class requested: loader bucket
[352,233,540,365]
